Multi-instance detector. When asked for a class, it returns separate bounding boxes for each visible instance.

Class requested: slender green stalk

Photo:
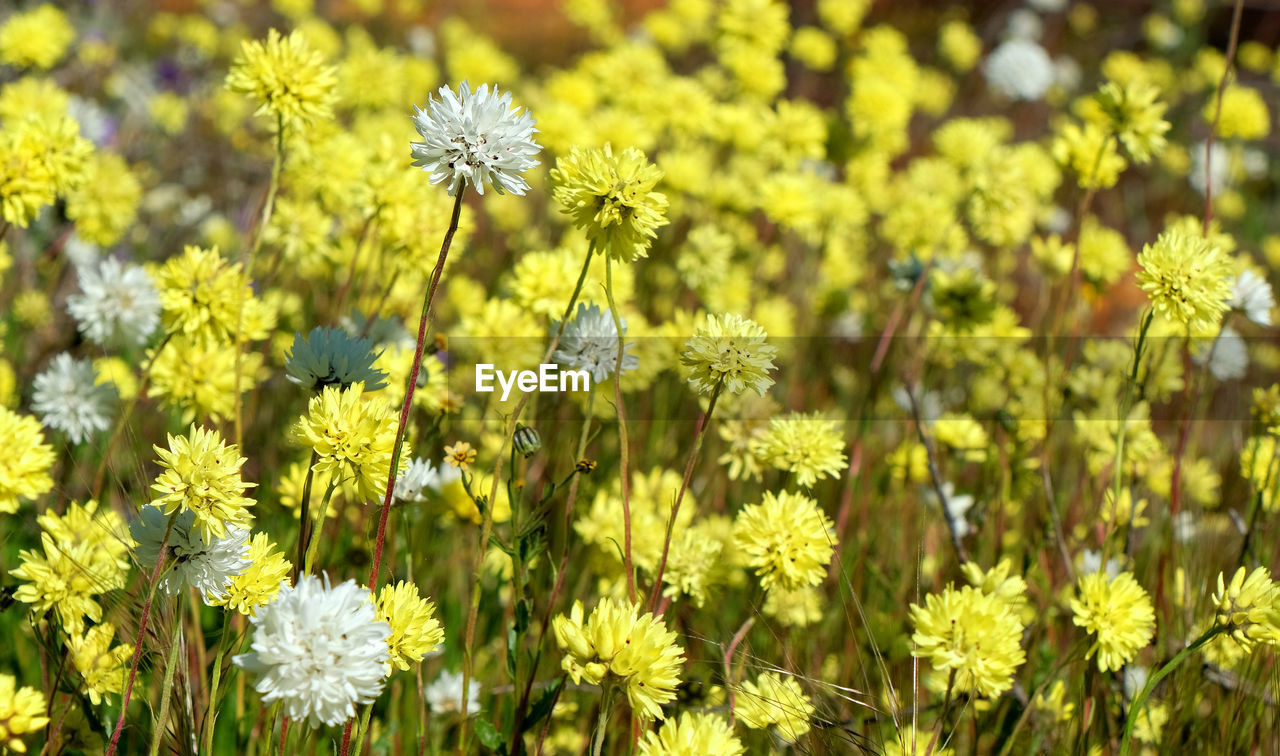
[293,451,319,582]
[203,611,238,754]
[148,618,184,756]
[302,479,340,575]
[350,702,375,756]
[602,253,635,601]
[590,684,617,756]
[91,332,173,500]
[1119,626,1224,755]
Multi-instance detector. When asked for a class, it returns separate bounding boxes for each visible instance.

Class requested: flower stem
[602,253,635,602]
[369,186,466,593]
[203,611,238,755]
[106,511,178,756]
[148,618,184,756]
[92,332,173,500]
[590,684,617,756]
[293,450,318,582]
[648,378,723,612]
[1119,626,1223,755]
[303,479,339,575]
[350,702,375,756]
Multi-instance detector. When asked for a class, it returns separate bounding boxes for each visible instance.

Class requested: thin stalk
[106,512,179,756]
[203,611,238,754]
[92,332,173,500]
[924,670,957,756]
[148,619,184,756]
[1202,0,1246,236]
[590,684,617,756]
[602,253,635,601]
[369,187,466,592]
[723,615,756,727]
[1119,627,1223,755]
[350,702,375,756]
[302,479,340,575]
[648,379,723,612]
[293,451,319,582]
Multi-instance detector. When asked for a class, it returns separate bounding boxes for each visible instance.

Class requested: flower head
[551,144,669,262]
[1229,270,1274,327]
[750,411,847,487]
[149,424,256,543]
[0,674,49,753]
[680,313,778,397]
[67,623,132,705]
[910,584,1027,697]
[66,256,161,347]
[444,441,476,471]
[734,671,815,742]
[0,407,54,514]
[376,580,445,671]
[285,326,388,393]
[207,532,291,616]
[234,574,390,728]
[225,29,337,131]
[410,81,541,196]
[392,458,441,504]
[0,5,74,70]
[1070,571,1156,672]
[1094,79,1170,163]
[425,670,481,715]
[292,382,401,503]
[153,245,274,344]
[983,39,1054,101]
[1136,228,1234,331]
[131,507,250,599]
[552,597,684,720]
[1213,567,1280,650]
[552,302,638,383]
[31,353,116,445]
[733,490,835,592]
[638,712,744,756]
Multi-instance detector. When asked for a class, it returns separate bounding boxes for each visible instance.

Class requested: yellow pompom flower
[0,406,54,513]
[680,313,778,397]
[292,382,401,503]
[150,424,257,543]
[1136,228,1234,331]
[153,245,275,344]
[1207,86,1270,141]
[377,580,445,671]
[0,674,49,753]
[734,671,815,742]
[551,143,669,262]
[552,597,684,720]
[148,335,264,425]
[11,535,124,634]
[733,490,835,592]
[207,533,291,615]
[1093,79,1170,163]
[0,4,75,70]
[1070,571,1156,673]
[0,127,56,227]
[225,28,337,131]
[750,411,847,487]
[1052,121,1127,189]
[910,584,1027,698]
[66,151,142,246]
[1213,567,1280,650]
[639,711,744,755]
[938,20,981,72]
[67,622,132,705]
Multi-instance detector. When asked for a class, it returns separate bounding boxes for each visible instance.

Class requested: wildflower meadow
[2,0,1279,753]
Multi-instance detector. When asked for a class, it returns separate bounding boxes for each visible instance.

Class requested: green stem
[350,702,375,756]
[1119,626,1223,755]
[203,612,238,754]
[303,479,340,575]
[602,253,635,602]
[293,451,318,582]
[148,617,184,756]
[590,684,616,756]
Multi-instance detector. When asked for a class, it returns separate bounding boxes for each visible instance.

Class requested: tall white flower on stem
[130,507,250,599]
[234,574,390,728]
[410,81,541,196]
[66,256,161,347]
[552,302,638,383]
[31,354,116,444]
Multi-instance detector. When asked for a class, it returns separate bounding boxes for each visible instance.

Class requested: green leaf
[474,718,507,753]
[522,676,564,732]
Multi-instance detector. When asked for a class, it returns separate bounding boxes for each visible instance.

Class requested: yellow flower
[1136,227,1234,331]
[910,584,1027,698]
[149,334,264,425]
[66,151,141,246]
[0,674,49,753]
[444,441,477,471]
[377,580,445,671]
[0,4,75,70]
[150,424,256,543]
[680,313,778,397]
[552,598,684,720]
[225,28,337,131]
[207,533,291,616]
[1207,86,1270,141]
[750,411,847,487]
[292,382,401,503]
[638,711,744,755]
[551,143,669,262]
[153,245,275,344]
[1092,79,1170,163]
[1213,567,1280,650]
[733,490,835,592]
[1052,120,1126,189]
[0,406,54,514]
[1070,571,1155,673]
[67,623,132,705]
[734,671,815,741]
[938,20,981,72]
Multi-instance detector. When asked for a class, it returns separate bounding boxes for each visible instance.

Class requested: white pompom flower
[66,256,162,347]
[31,353,117,445]
[410,81,541,197]
[552,302,638,383]
[983,39,1055,101]
[130,507,250,599]
[234,574,391,728]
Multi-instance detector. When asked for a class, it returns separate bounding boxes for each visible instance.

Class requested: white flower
[984,39,1055,101]
[393,458,440,503]
[1005,9,1044,41]
[1194,326,1248,381]
[410,81,541,196]
[63,234,100,269]
[31,354,116,444]
[1078,549,1123,579]
[1190,140,1233,196]
[1229,270,1274,326]
[927,482,975,539]
[234,574,391,728]
[551,303,638,383]
[66,256,162,347]
[131,507,250,599]
[424,669,481,715]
